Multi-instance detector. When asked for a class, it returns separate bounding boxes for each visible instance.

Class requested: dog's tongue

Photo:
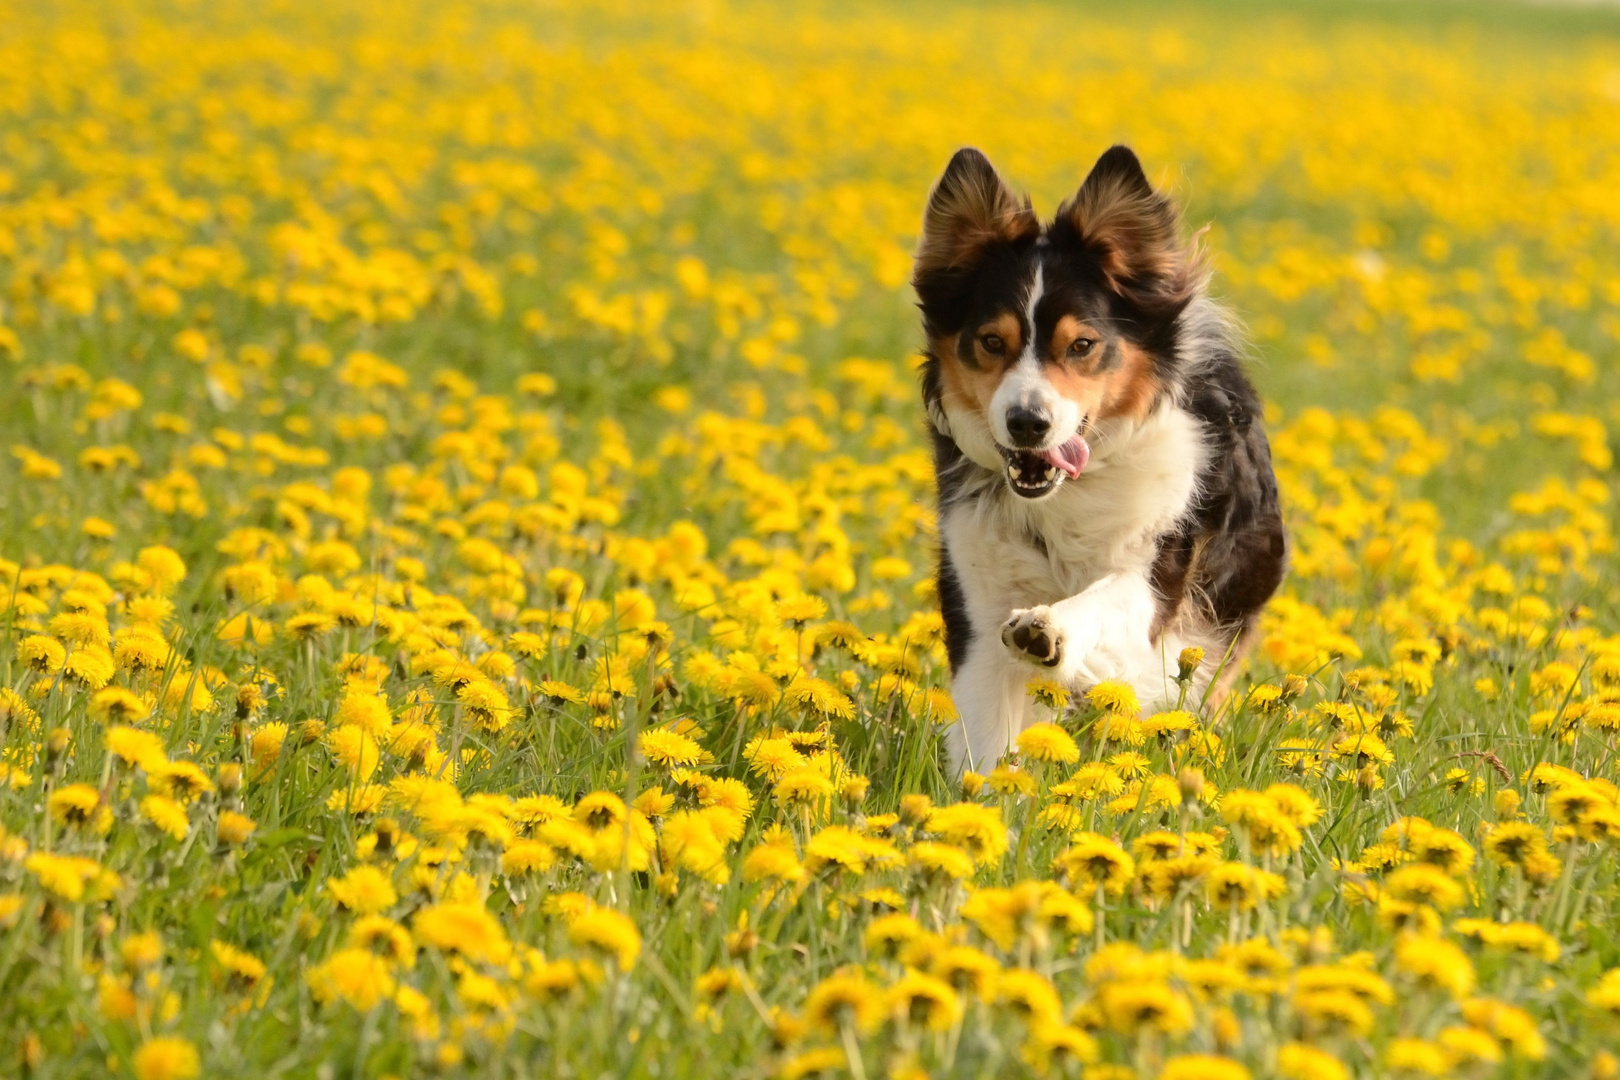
[1038,435,1090,478]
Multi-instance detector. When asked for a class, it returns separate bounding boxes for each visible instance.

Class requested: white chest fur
[938,402,1210,774]
[941,402,1207,621]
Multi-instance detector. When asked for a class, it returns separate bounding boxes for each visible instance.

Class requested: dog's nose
[1005,407,1051,448]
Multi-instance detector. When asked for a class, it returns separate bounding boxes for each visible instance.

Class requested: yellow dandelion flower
[1024,1021,1100,1072]
[415,901,512,965]
[567,906,641,970]
[26,852,105,902]
[148,759,214,803]
[217,811,256,846]
[1159,1054,1251,1080]
[132,1036,200,1080]
[1276,1043,1348,1080]
[1101,980,1194,1035]
[1055,833,1136,895]
[907,840,977,882]
[140,794,190,841]
[1394,933,1475,999]
[210,941,268,990]
[885,969,960,1031]
[925,802,1008,867]
[804,969,884,1035]
[1384,1037,1450,1075]
[1016,721,1079,764]
[638,726,704,768]
[1087,681,1140,715]
[327,865,398,916]
[307,947,396,1012]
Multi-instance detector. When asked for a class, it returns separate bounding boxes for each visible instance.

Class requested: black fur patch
[1094,338,1122,373]
[1148,347,1288,641]
[919,241,1042,347]
[918,353,980,515]
[936,544,972,670]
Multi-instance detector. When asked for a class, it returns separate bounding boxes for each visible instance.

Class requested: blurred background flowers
[2,0,1620,1077]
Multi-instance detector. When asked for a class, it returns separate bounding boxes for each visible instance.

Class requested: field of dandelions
[3,1,1620,1077]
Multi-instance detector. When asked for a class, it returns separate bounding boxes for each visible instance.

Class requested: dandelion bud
[21,1033,41,1070]
[298,719,326,746]
[372,817,400,857]
[45,727,71,767]
[1178,766,1206,805]
[726,927,758,959]
[1494,789,1522,819]
[42,904,71,935]
[235,683,264,720]
[959,771,986,799]
[93,914,116,940]
[1355,764,1380,794]
[769,1011,807,1050]
[1281,674,1309,703]
[840,776,869,809]
[1285,925,1335,962]
[1176,646,1205,683]
[406,741,430,771]
[217,763,243,797]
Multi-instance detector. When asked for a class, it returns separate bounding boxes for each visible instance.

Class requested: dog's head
[914,146,1204,499]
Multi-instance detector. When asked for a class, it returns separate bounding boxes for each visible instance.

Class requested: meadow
[3,0,1620,1076]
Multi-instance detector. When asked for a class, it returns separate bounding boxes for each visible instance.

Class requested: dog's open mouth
[999,434,1091,498]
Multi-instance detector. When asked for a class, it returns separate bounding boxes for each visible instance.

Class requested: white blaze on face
[988,262,1081,450]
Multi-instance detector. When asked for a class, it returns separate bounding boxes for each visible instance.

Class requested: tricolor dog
[913,145,1287,774]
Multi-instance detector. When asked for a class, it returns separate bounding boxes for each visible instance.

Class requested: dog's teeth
[1044,466,1057,480]
[1009,464,1021,478]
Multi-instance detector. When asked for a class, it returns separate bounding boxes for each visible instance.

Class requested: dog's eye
[979,333,1006,355]
[1068,338,1097,358]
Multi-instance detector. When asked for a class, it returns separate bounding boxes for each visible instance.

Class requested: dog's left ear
[1056,145,1202,312]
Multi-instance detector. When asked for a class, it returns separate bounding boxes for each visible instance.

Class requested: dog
[912,145,1287,775]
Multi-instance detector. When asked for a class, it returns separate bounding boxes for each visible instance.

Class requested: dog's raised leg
[1001,571,1181,711]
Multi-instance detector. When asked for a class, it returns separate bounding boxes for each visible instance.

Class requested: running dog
[912,145,1287,774]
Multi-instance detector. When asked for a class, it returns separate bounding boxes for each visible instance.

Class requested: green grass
[1,0,1619,1077]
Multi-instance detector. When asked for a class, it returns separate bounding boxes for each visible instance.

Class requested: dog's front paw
[1002,607,1064,668]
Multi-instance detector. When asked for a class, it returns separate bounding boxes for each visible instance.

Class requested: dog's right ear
[913,148,1037,282]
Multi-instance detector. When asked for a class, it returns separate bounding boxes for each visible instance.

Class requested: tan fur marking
[1104,343,1161,420]
[933,334,1001,417]
[1042,340,1160,423]
[972,312,1022,366]
[1046,315,1104,364]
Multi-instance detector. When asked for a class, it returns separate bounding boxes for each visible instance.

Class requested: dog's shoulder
[1179,347,1281,537]
[1158,344,1287,630]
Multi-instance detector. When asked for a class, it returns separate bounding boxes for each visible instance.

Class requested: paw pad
[1002,608,1064,667]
